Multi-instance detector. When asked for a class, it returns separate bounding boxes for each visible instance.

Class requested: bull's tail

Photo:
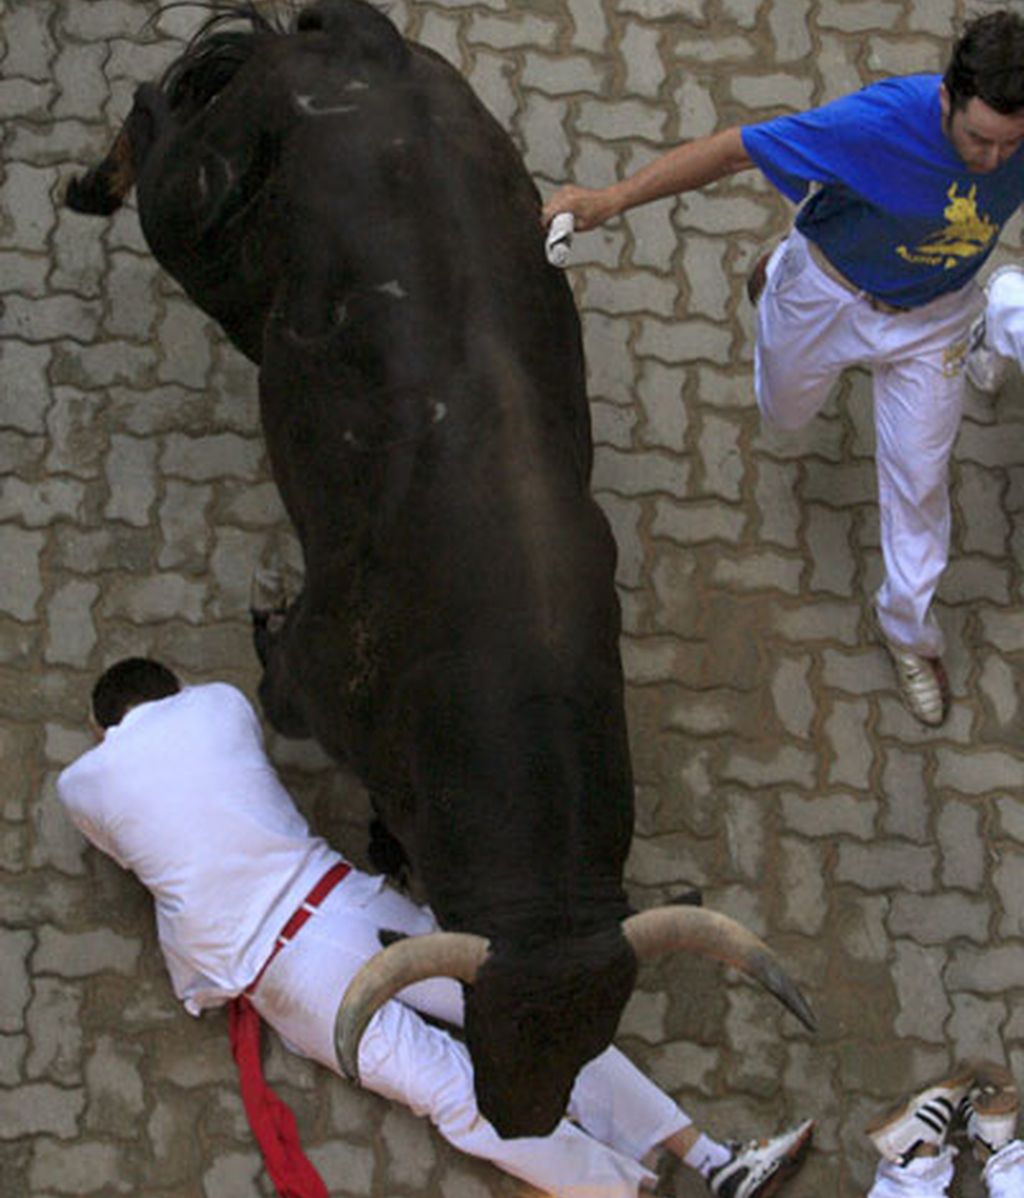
[65,85,170,215]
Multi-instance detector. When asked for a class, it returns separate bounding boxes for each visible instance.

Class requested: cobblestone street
[3,1,1024,1195]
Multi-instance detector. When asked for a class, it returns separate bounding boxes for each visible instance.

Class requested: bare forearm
[542,126,752,231]
[611,126,751,214]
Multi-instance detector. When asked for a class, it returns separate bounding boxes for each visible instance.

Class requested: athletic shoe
[866,1069,973,1165]
[879,636,950,727]
[965,314,1008,394]
[961,1061,1020,1163]
[707,1119,814,1198]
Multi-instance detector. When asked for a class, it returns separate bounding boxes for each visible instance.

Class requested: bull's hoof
[250,566,290,635]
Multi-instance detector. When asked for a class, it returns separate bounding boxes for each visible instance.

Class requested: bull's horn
[334,931,490,1082]
[623,907,816,1031]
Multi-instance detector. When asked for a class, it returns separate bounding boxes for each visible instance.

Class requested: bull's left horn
[623,907,816,1031]
[334,931,490,1082]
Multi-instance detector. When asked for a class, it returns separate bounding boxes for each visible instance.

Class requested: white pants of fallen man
[868,1141,1024,1197]
[252,879,687,1197]
[754,228,983,660]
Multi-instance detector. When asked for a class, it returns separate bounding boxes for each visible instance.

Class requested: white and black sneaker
[706,1120,814,1198]
[961,1060,1020,1163]
[866,1069,973,1165]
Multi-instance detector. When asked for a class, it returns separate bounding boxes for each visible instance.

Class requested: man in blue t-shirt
[544,11,1024,727]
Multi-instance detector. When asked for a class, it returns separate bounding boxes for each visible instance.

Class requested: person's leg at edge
[983,1140,1024,1198]
[866,1148,956,1198]
[569,1046,813,1193]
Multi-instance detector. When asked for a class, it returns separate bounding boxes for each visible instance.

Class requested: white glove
[545,212,575,268]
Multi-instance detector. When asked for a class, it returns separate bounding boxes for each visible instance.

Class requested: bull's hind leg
[249,565,312,739]
[250,565,291,662]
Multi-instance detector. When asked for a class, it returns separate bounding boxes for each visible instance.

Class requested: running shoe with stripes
[961,1061,1020,1162]
[866,1069,973,1164]
[706,1120,814,1198]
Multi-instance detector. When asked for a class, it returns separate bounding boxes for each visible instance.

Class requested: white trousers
[251,876,688,1198]
[867,1142,1024,1197]
[755,229,984,656]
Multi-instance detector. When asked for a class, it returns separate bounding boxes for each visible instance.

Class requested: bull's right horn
[334,930,490,1082]
[623,907,816,1031]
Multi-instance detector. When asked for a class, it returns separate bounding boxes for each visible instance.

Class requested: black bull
[67,0,813,1138]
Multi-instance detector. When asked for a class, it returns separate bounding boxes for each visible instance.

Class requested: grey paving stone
[712,548,803,595]
[582,264,678,316]
[651,495,744,546]
[867,36,945,75]
[0,928,33,1033]
[818,0,901,32]
[879,746,931,842]
[593,444,687,497]
[888,893,991,945]
[891,941,950,1042]
[25,977,84,1084]
[696,412,744,500]
[768,0,813,61]
[825,697,874,789]
[835,842,936,893]
[636,315,733,365]
[2,2,59,80]
[778,838,826,935]
[934,748,1024,795]
[619,23,665,98]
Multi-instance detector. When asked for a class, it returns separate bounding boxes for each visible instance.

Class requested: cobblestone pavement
[3,1,1024,1195]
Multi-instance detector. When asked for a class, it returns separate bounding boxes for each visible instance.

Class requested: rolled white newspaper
[545,211,575,268]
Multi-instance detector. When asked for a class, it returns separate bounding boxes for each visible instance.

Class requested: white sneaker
[879,635,950,727]
[706,1120,814,1198]
[962,1061,1020,1163]
[965,314,1010,393]
[866,1069,973,1164]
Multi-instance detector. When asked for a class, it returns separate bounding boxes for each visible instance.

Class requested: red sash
[228,862,350,1198]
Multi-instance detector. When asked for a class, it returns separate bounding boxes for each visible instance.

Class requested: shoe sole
[865,1068,974,1156]
[751,1121,814,1198]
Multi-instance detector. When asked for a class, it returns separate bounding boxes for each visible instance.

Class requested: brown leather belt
[808,240,909,315]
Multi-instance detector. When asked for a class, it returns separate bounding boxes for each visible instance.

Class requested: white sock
[685,1134,732,1177]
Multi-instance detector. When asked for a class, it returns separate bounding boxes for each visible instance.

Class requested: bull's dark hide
[69,0,638,1137]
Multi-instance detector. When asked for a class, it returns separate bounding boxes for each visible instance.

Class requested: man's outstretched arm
[542,126,753,230]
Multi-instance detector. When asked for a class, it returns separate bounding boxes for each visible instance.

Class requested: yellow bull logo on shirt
[897,182,998,268]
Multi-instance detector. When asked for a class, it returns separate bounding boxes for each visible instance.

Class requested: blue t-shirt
[741,75,1024,308]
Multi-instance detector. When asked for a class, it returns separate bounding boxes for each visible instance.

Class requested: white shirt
[57,682,361,1014]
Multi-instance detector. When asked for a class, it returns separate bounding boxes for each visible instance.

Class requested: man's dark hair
[945,11,1024,115]
[91,657,181,728]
